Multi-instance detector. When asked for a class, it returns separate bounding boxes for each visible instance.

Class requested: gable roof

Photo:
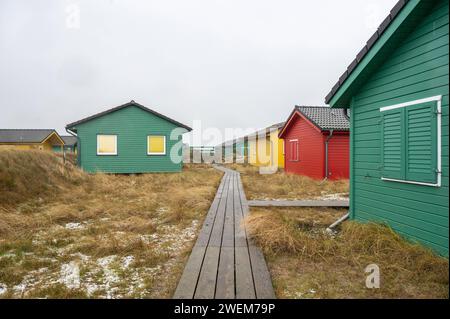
[0,129,62,144]
[296,106,349,130]
[324,0,438,107]
[279,106,349,138]
[66,100,192,131]
[61,135,77,146]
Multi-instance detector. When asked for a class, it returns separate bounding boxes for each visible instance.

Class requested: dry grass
[0,150,222,298]
[225,164,349,200]
[245,207,449,299]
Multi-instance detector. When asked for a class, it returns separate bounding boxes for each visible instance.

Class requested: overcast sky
[0,0,397,145]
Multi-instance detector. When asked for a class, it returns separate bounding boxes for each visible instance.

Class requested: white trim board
[379,95,442,187]
[381,177,440,188]
[379,95,442,112]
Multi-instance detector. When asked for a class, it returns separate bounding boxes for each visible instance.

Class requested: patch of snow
[315,193,349,201]
[96,255,120,298]
[0,283,7,295]
[59,261,80,289]
[97,255,116,268]
[12,267,49,295]
[138,220,198,256]
[13,283,26,295]
[65,222,85,230]
[121,256,134,269]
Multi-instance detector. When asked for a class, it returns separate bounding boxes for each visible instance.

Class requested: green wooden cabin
[66,100,192,173]
[326,0,448,256]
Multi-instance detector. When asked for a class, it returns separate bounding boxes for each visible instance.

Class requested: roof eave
[66,101,193,132]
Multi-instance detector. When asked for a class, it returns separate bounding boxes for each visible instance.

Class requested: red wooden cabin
[278,106,350,180]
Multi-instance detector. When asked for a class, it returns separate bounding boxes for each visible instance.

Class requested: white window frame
[96,134,117,156]
[147,135,166,155]
[379,95,442,187]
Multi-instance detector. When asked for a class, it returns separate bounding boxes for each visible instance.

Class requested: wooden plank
[215,173,236,298]
[206,174,230,247]
[248,199,349,207]
[215,247,235,298]
[221,173,235,247]
[235,247,256,298]
[194,246,220,299]
[238,175,251,217]
[196,175,228,246]
[248,244,276,299]
[236,173,275,299]
[193,173,232,298]
[234,174,248,247]
[234,174,257,298]
[173,245,207,299]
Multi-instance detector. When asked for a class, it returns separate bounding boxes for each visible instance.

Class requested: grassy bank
[246,207,449,298]
[0,150,222,298]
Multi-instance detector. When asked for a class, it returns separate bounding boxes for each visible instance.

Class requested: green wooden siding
[73,105,185,173]
[349,0,449,255]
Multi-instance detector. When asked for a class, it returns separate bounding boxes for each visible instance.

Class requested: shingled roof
[66,100,192,132]
[279,106,349,138]
[325,0,409,104]
[295,106,349,131]
[0,129,61,144]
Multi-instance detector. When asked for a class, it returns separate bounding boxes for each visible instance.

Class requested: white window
[97,135,117,155]
[147,135,166,155]
[379,95,441,187]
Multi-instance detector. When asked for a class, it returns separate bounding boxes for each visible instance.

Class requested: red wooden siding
[327,132,349,179]
[283,114,325,179]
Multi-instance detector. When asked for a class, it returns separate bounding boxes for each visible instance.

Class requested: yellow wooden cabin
[248,122,285,169]
[0,129,65,152]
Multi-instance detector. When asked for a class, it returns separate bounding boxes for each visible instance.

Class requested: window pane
[98,135,116,154]
[148,136,165,154]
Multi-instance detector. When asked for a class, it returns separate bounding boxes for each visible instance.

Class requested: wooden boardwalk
[248,199,349,208]
[174,166,275,299]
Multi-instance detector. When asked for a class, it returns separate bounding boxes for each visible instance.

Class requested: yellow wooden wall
[0,140,62,151]
[0,144,38,150]
[248,129,284,168]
